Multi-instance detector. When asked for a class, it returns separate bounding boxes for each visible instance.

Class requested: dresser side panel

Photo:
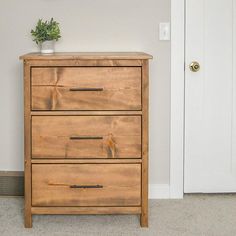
[24,62,32,228]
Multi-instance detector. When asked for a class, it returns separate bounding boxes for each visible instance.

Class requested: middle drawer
[32,116,141,159]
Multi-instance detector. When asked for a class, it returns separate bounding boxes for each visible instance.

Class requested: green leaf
[31,18,61,44]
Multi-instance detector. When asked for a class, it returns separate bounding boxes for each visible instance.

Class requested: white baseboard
[149,184,170,199]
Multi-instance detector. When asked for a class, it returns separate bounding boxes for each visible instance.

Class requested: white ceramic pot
[40,40,55,54]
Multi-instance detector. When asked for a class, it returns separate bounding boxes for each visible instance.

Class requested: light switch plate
[159,22,170,41]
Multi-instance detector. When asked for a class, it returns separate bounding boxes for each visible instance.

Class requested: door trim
[170,0,185,198]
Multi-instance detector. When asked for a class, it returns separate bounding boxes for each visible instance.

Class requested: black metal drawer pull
[70,185,103,189]
[70,136,103,140]
[69,88,103,92]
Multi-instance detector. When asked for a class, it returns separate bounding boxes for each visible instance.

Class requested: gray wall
[0,0,170,185]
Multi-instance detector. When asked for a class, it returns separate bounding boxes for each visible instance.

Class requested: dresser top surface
[20,52,153,60]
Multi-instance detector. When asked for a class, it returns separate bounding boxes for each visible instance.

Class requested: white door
[184,0,236,192]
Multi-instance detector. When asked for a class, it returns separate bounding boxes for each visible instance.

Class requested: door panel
[185,0,236,192]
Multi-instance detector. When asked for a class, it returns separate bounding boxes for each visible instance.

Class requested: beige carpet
[0,194,236,236]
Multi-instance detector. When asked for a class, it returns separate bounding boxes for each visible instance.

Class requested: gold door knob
[189,61,200,72]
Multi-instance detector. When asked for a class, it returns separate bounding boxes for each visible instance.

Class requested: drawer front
[32,116,141,159]
[32,164,141,207]
[31,67,141,111]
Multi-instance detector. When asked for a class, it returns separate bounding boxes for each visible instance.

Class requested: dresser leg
[140,213,148,227]
[24,212,32,228]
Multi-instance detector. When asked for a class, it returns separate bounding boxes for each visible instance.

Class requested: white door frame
[170,0,185,198]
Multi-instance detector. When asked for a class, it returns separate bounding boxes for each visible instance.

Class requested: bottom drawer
[32,164,141,207]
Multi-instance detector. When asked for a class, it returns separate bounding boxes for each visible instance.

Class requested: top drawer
[31,67,141,111]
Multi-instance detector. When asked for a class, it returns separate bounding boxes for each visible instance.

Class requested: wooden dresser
[20,52,152,228]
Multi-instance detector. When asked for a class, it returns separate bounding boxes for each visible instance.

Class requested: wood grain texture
[31,206,141,215]
[20,52,153,60]
[31,67,141,111]
[31,159,142,164]
[32,116,141,159]
[25,59,143,67]
[30,111,142,116]
[140,60,149,227]
[22,52,151,228]
[32,164,141,207]
[23,63,32,228]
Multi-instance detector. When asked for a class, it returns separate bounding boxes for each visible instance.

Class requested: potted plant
[31,18,61,54]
